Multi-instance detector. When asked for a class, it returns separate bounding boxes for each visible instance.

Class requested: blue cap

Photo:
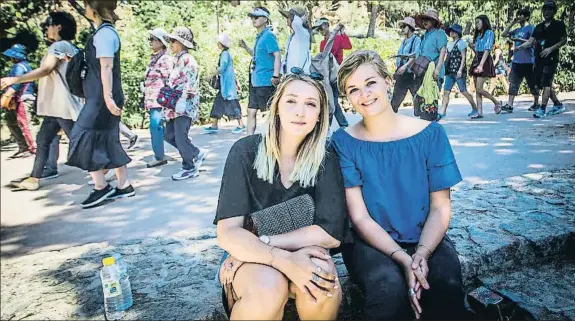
[446,24,463,37]
[2,44,27,60]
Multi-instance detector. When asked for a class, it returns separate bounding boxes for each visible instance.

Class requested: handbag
[249,194,315,236]
[209,74,220,90]
[1,94,18,111]
[412,56,431,78]
[156,84,183,111]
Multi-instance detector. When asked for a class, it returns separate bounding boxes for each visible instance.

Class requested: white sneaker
[88,170,116,185]
[194,149,208,170]
[171,168,199,181]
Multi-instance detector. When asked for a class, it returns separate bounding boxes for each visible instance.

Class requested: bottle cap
[102,257,116,266]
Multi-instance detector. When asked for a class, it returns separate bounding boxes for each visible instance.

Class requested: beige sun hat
[415,8,442,29]
[397,17,417,30]
[165,27,196,49]
[148,28,170,48]
[218,33,231,48]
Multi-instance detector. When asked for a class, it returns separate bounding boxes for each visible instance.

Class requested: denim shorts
[444,74,467,93]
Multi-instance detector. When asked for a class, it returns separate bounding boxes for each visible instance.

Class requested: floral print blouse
[165,50,200,121]
[143,49,174,110]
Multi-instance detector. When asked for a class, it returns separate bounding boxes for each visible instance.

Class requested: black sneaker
[127,135,139,150]
[9,150,26,159]
[501,104,513,113]
[40,169,59,180]
[109,185,136,200]
[81,184,114,208]
[528,104,539,112]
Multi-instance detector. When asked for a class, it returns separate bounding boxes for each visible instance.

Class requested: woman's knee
[238,267,290,311]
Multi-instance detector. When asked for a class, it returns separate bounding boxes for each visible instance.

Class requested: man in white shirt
[279,7,311,75]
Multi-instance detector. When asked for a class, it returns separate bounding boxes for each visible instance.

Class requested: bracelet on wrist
[417,244,433,256]
[389,248,407,260]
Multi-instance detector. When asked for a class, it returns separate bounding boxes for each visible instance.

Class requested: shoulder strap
[408,36,416,54]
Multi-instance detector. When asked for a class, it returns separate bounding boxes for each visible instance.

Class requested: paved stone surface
[1,94,574,257]
[2,169,573,320]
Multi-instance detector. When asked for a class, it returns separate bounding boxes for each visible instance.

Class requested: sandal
[471,113,484,119]
[494,101,502,115]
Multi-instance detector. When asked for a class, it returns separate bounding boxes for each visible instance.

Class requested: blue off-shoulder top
[331,122,462,243]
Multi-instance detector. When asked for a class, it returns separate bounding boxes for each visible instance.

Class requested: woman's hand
[457,70,463,79]
[396,65,408,76]
[0,77,17,90]
[399,255,430,319]
[105,96,122,116]
[219,255,245,285]
[282,247,337,303]
[411,248,431,299]
[433,68,440,81]
[475,65,484,74]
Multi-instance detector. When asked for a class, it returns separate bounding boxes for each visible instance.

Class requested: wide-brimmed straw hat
[148,28,170,48]
[415,8,442,29]
[397,17,417,30]
[165,27,195,49]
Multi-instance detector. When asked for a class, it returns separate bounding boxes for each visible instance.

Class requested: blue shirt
[473,29,495,52]
[251,27,280,87]
[93,26,120,58]
[396,34,421,72]
[7,61,35,98]
[510,24,535,64]
[332,122,462,243]
[417,28,448,79]
[218,50,238,100]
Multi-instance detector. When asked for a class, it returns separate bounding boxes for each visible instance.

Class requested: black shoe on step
[501,104,513,113]
[81,184,114,208]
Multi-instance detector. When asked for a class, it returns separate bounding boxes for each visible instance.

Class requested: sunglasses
[291,67,324,81]
[148,37,159,42]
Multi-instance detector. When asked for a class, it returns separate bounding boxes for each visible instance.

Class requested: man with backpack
[438,23,477,121]
[0,11,81,191]
[390,17,421,113]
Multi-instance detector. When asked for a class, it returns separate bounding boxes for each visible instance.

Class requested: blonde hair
[254,75,330,188]
[337,50,390,94]
[85,0,120,23]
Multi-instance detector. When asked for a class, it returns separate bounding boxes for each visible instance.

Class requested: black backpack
[445,39,464,75]
[65,48,87,98]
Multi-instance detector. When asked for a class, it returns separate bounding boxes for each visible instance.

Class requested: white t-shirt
[447,39,467,53]
[37,41,82,119]
[282,15,311,74]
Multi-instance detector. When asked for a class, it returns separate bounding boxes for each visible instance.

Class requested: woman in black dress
[67,0,135,208]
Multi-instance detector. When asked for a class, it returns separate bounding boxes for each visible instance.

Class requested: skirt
[469,51,496,78]
[67,99,131,172]
[210,92,241,120]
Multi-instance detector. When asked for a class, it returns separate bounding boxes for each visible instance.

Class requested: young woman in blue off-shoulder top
[331,50,467,320]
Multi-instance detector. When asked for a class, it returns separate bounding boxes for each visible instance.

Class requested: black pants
[390,72,424,115]
[508,63,538,96]
[31,116,74,178]
[331,81,349,127]
[342,236,466,320]
[164,116,199,170]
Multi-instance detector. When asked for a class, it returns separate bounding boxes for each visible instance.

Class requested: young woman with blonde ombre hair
[214,73,349,320]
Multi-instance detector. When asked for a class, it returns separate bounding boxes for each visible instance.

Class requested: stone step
[1,170,573,320]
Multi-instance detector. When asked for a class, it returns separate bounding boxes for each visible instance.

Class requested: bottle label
[103,280,123,298]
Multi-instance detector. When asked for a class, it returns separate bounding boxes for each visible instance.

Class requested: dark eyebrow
[285,93,318,102]
[347,77,376,90]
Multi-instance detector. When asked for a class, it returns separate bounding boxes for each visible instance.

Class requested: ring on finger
[312,274,320,283]
[408,288,415,297]
[315,266,322,274]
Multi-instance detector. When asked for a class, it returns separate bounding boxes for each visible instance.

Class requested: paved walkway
[1,93,574,257]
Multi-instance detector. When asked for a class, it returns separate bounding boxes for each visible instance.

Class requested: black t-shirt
[533,19,566,64]
[213,135,350,243]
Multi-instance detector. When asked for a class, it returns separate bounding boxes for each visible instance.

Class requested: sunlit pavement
[1,92,573,257]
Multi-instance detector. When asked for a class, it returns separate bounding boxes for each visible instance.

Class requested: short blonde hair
[337,50,390,94]
[254,74,330,188]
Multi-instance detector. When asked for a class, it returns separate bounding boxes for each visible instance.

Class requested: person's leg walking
[247,109,258,135]
[390,73,410,113]
[30,117,61,178]
[119,121,135,140]
[174,116,199,170]
[149,108,165,161]
[4,109,29,154]
[44,135,61,175]
[15,100,36,153]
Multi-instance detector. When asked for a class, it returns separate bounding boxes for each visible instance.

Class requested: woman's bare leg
[476,77,500,106]
[230,263,290,320]
[89,170,106,190]
[114,166,130,189]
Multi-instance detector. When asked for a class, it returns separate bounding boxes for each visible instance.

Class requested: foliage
[1,0,574,129]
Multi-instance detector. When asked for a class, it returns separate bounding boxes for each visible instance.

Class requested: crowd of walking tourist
[0,0,570,319]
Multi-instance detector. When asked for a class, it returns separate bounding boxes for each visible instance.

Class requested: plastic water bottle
[112,253,133,310]
[100,257,125,320]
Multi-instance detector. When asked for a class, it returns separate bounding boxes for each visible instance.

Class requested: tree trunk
[569,5,574,29]
[367,3,378,38]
